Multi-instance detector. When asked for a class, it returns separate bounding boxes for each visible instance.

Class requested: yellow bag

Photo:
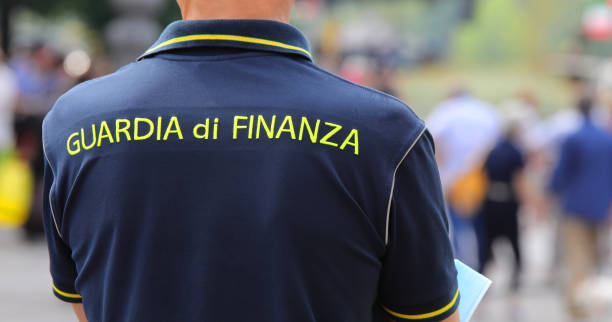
[0,155,33,228]
[448,164,488,217]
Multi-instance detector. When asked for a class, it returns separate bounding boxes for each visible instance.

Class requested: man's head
[577,96,593,118]
[176,0,295,23]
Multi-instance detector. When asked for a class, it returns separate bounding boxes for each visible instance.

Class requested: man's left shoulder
[301,64,425,144]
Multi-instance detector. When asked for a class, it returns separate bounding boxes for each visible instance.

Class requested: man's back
[43,20,458,322]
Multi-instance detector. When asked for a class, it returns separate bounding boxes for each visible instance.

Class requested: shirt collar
[138,19,312,61]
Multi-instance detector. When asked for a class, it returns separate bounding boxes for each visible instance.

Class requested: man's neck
[179,0,292,23]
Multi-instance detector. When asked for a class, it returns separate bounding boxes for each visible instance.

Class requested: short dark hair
[577,96,592,117]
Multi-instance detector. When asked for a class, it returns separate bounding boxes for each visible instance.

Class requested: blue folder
[455,259,492,322]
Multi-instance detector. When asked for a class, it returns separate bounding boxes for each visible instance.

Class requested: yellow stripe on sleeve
[52,284,82,299]
[381,289,459,320]
[144,34,312,58]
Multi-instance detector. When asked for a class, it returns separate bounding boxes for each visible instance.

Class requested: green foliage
[451,0,598,64]
[16,0,181,31]
[18,0,113,30]
[452,0,531,64]
[158,1,181,27]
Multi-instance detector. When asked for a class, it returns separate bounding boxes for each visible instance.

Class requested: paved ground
[472,220,612,322]
[1,221,610,322]
[0,229,75,322]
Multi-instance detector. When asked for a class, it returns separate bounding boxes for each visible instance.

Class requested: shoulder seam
[384,126,427,245]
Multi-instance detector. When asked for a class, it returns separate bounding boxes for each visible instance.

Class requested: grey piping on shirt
[42,141,63,239]
[385,126,427,245]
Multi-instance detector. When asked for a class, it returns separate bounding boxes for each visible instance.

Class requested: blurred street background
[1,0,612,321]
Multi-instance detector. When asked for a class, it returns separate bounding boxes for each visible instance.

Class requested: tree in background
[1,0,181,56]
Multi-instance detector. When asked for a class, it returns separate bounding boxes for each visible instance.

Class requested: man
[42,1,459,321]
[427,88,500,269]
[549,96,612,319]
[477,120,525,290]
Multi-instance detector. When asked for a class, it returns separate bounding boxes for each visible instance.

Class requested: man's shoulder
[44,64,138,128]
[301,63,423,128]
[302,64,425,157]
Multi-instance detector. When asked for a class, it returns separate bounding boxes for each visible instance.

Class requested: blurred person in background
[338,54,373,86]
[9,43,71,238]
[498,91,549,221]
[531,79,591,284]
[537,79,598,153]
[498,91,542,153]
[0,50,17,152]
[427,87,501,269]
[0,50,29,229]
[371,63,399,97]
[596,58,612,131]
[549,96,612,319]
[477,115,526,290]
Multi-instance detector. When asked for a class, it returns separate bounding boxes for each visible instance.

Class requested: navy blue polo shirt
[42,20,458,322]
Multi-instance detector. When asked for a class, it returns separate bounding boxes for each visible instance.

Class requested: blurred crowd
[0,43,110,238]
[427,83,612,320]
[310,14,612,319]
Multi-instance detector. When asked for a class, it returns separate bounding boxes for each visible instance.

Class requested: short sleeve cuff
[380,289,459,321]
[52,284,82,303]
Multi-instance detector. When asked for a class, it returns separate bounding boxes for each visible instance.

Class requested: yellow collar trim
[145,34,312,58]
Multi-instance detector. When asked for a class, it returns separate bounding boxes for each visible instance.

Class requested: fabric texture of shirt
[42,19,458,322]
[550,120,612,223]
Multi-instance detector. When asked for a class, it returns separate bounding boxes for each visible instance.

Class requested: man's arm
[442,310,460,322]
[72,304,88,322]
[42,145,84,309]
[377,130,459,321]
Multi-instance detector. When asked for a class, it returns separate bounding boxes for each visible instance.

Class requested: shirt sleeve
[377,130,459,321]
[42,156,82,303]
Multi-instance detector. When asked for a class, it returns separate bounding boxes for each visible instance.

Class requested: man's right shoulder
[47,63,137,118]
[42,64,139,156]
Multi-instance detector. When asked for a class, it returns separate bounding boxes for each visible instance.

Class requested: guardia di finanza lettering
[66,114,359,156]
